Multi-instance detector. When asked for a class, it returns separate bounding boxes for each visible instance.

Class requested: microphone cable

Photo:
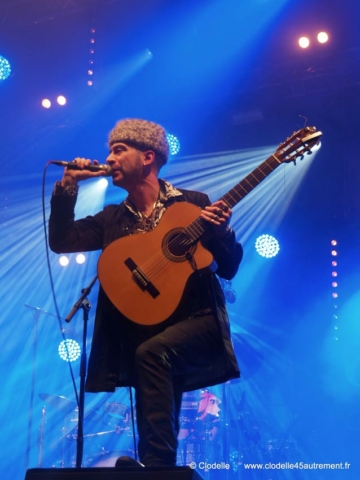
[41,161,81,414]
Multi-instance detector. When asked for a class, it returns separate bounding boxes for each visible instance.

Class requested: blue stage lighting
[166,133,181,155]
[58,339,81,362]
[255,234,280,258]
[75,253,86,264]
[0,55,11,81]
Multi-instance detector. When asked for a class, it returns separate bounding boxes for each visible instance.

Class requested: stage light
[42,99,51,108]
[58,339,81,362]
[332,292,338,298]
[87,80,93,86]
[332,260,337,266]
[88,70,94,76]
[317,32,329,44]
[331,240,337,246]
[59,255,69,266]
[299,37,310,48]
[57,95,67,106]
[255,234,280,258]
[331,250,338,256]
[0,55,11,81]
[332,272,337,277]
[76,254,86,264]
[311,141,322,152]
[166,133,181,155]
[97,178,109,188]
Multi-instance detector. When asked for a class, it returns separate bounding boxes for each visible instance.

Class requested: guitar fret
[271,154,281,164]
[244,175,259,189]
[230,187,245,199]
[185,225,197,241]
[232,184,248,197]
[186,218,205,241]
[255,165,268,177]
[221,157,280,209]
[222,188,245,208]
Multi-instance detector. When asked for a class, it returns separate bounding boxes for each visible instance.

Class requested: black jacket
[49,184,243,392]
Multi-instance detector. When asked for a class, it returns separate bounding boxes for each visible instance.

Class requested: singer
[49,118,242,467]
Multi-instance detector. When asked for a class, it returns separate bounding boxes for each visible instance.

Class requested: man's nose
[106,153,115,164]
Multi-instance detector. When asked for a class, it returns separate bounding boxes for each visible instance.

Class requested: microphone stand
[65,275,98,468]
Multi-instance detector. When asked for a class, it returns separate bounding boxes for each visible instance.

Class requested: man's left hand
[201,200,232,238]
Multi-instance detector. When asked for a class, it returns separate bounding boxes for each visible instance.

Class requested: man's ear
[143,150,156,166]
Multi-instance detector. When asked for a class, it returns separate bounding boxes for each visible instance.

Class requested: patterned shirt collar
[124,179,183,233]
[124,178,182,215]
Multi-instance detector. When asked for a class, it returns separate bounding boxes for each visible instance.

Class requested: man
[49,118,243,468]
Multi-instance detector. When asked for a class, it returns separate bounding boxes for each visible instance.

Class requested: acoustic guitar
[98,126,322,325]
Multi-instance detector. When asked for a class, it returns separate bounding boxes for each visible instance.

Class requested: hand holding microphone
[51,158,112,186]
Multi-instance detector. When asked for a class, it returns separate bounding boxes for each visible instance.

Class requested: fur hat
[108,118,169,164]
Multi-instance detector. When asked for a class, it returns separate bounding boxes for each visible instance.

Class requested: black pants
[134,314,223,467]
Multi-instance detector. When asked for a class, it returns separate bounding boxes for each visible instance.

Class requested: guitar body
[97,202,214,325]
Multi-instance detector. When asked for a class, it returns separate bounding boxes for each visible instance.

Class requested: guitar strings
[132,216,209,286]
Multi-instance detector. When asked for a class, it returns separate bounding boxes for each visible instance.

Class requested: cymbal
[104,402,129,418]
[39,393,77,414]
[24,304,63,319]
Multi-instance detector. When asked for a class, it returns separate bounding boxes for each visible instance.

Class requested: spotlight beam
[163,142,319,245]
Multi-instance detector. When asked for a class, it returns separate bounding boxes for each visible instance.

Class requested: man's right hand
[61,158,107,186]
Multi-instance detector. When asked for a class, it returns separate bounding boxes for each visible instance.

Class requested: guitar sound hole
[162,229,196,262]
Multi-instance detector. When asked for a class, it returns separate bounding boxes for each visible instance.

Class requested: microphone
[51,160,112,176]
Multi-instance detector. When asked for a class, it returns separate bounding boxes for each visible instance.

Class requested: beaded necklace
[136,189,161,232]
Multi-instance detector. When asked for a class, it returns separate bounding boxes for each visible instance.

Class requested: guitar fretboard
[184,154,282,243]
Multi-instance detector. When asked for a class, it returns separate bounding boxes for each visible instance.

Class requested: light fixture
[58,339,81,362]
[76,254,86,265]
[317,32,329,44]
[298,37,310,49]
[57,95,67,106]
[59,256,69,266]
[255,234,280,258]
[0,55,11,81]
[166,133,181,155]
[42,99,51,109]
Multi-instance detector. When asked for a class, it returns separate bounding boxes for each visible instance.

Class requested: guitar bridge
[124,258,160,299]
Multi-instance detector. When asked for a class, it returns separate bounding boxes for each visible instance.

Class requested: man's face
[106,142,145,188]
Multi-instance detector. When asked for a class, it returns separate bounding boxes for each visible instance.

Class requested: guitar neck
[221,154,281,208]
[185,153,282,242]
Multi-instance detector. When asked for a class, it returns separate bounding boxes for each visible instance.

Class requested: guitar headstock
[276,126,322,164]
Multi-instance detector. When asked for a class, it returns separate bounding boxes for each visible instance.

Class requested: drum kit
[38,393,135,468]
[38,389,223,468]
[177,389,223,466]
[38,387,298,471]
